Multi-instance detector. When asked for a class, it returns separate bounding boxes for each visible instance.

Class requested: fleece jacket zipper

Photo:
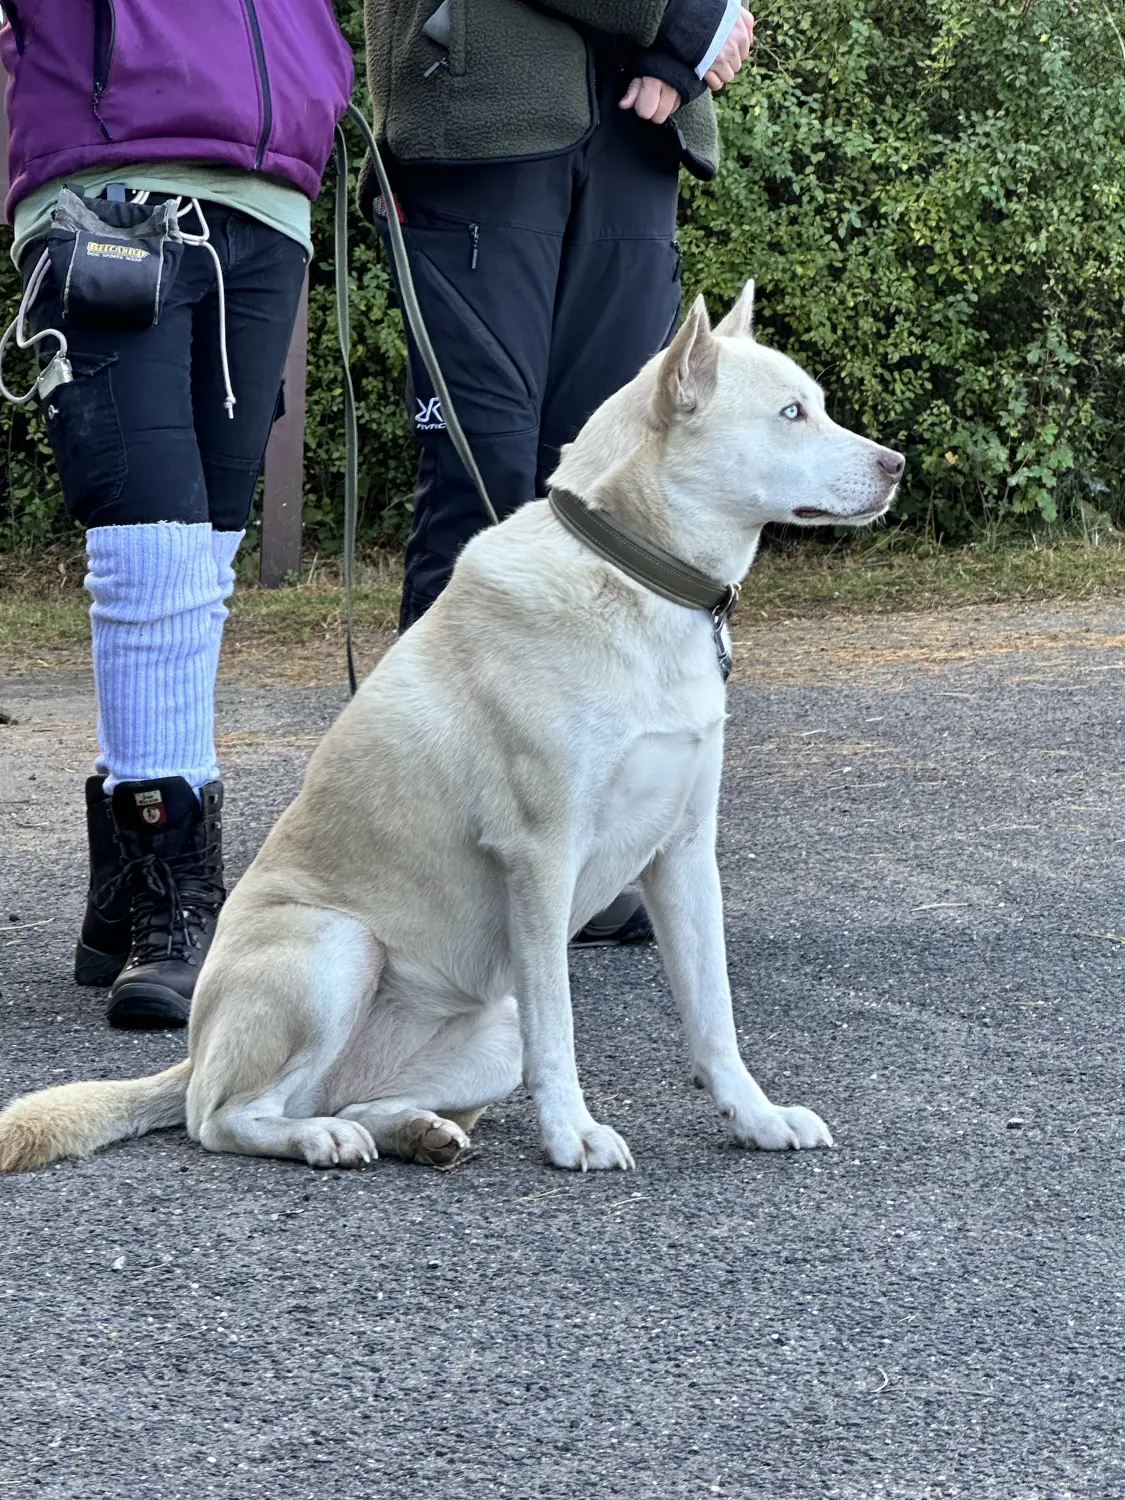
[92,0,116,141]
[240,0,274,170]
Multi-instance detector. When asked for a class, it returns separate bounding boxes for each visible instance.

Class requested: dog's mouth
[792,497,891,522]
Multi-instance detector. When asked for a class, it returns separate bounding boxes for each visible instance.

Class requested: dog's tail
[0,1059,191,1172]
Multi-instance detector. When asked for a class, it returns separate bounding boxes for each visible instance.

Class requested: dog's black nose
[878,449,905,480]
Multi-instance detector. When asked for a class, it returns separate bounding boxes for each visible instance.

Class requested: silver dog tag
[711,583,739,681]
[713,617,733,681]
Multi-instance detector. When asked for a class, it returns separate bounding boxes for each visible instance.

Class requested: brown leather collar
[548,487,739,680]
[549,487,739,622]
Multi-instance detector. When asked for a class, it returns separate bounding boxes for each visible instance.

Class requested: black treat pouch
[46,187,184,331]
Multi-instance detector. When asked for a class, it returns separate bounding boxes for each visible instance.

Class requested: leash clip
[711,582,740,684]
[712,580,740,627]
[37,352,74,403]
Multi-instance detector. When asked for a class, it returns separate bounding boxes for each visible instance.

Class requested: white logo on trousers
[415,397,446,431]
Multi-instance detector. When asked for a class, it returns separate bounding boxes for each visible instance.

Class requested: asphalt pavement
[1,601,1123,1500]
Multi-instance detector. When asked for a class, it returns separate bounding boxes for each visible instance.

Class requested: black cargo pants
[373,48,684,630]
[23,203,306,532]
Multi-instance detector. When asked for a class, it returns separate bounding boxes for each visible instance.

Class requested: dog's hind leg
[200,1106,376,1168]
[337,996,521,1167]
[190,906,382,1168]
[337,1104,468,1167]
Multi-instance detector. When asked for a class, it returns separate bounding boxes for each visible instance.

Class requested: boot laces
[98,841,223,964]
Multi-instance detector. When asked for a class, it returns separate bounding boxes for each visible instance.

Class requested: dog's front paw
[728,1103,833,1151]
[294,1118,378,1168]
[542,1118,635,1172]
[777,1105,834,1148]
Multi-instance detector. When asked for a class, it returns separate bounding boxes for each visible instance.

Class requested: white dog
[0,284,902,1175]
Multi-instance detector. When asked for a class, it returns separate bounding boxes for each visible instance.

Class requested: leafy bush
[2,0,1122,551]
[680,0,1125,537]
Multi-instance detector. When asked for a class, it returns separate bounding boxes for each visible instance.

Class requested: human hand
[704,7,754,92]
[619,75,682,125]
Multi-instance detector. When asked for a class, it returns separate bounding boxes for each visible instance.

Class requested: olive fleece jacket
[362,0,722,181]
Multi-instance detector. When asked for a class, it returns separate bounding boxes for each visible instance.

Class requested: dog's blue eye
[781,403,802,421]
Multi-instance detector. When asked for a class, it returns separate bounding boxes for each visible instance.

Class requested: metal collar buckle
[712,581,740,626]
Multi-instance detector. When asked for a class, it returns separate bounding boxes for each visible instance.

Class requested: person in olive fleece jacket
[364,0,734,177]
[363,0,753,945]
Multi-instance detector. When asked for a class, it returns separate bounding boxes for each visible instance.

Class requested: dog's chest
[592,718,720,855]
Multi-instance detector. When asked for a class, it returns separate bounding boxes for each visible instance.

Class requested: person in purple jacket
[0,1,354,1030]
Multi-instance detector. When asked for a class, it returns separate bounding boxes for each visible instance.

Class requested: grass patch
[743,533,1125,618]
[0,546,402,664]
[0,590,90,652]
[226,554,402,644]
[4,534,1125,665]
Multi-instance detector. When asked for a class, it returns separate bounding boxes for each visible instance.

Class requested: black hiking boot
[105,777,226,1031]
[572,890,655,948]
[74,776,133,986]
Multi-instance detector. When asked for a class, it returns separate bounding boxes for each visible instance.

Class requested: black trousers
[24,203,307,531]
[376,53,683,629]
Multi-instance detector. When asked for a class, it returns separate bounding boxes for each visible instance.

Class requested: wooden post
[260,269,309,586]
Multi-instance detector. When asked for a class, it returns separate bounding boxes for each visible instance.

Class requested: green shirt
[11,161,312,268]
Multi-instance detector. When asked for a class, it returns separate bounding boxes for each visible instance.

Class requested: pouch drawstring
[0,250,68,405]
[176,198,236,420]
[132,192,236,419]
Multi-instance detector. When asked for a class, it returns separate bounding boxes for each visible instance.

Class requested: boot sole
[571,913,656,948]
[107,983,190,1031]
[74,940,129,987]
[570,930,656,949]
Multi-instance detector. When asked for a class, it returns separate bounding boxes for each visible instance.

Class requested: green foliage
[2,0,1123,549]
[679,0,1125,537]
[300,0,415,552]
[0,403,63,551]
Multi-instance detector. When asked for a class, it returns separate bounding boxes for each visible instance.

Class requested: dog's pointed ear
[715,279,756,339]
[654,295,718,427]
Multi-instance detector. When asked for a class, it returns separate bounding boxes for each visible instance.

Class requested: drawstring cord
[133,191,236,419]
[0,250,68,405]
[177,197,237,420]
